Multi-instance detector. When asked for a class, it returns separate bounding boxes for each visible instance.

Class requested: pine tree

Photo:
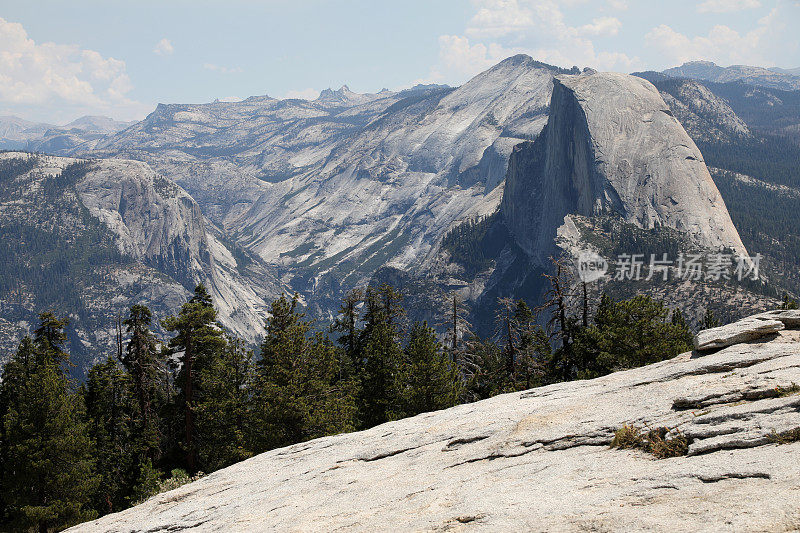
[33,311,70,366]
[495,297,517,378]
[400,322,461,416]
[253,294,357,451]
[700,308,721,330]
[781,293,799,310]
[442,293,471,364]
[0,317,98,532]
[514,301,550,390]
[196,336,254,471]
[331,288,363,373]
[0,337,35,525]
[573,294,693,378]
[357,285,405,428]
[670,308,694,347]
[461,336,510,401]
[302,333,357,439]
[252,293,309,450]
[162,284,227,473]
[121,304,162,460]
[539,257,575,381]
[84,357,137,515]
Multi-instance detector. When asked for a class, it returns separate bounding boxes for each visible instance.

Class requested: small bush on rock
[768,428,800,444]
[132,469,205,505]
[611,425,688,459]
[610,424,644,449]
[775,383,800,397]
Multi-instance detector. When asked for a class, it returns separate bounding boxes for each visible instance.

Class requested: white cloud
[284,88,320,100]
[0,17,147,122]
[433,35,506,79]
[153,38,174,56]
[645,7,786,67]
[426,1,639,84]
[607,0,628,10]
[465,0,535,39]
[203,63,243,74]
[697,0,761,13]
[579,17,622,37]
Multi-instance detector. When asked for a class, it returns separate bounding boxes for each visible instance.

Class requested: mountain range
[0,115,134,153]
[660,60,800,91]
[2,56,800,374]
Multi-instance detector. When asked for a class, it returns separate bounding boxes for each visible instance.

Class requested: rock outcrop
[74,157,282,343]
[501,71,748,265]
[71,313,800,532]
[694,316,785,351]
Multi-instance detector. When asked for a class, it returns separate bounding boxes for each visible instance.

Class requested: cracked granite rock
[71,313,800,532]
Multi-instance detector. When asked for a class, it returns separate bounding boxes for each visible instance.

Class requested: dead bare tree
[537,255,576,381]
[495,297,518,377]
[441,292,472,363]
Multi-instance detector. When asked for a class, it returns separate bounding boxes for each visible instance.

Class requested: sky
[0,0,798,124]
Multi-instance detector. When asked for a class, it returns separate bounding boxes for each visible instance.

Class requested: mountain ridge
[1,55,797,360]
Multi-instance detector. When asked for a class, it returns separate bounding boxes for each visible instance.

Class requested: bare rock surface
[72,317,800,532]
[694,316,785,351]
[658,79,751,143]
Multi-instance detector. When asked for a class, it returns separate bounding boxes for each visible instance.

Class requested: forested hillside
[0,153,282,375]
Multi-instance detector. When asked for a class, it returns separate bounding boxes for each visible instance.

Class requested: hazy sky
[1,0,798,123]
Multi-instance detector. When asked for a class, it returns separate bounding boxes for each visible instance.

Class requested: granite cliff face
[74,157,281,342]
[70,312,800,532]
[501,72,748,264]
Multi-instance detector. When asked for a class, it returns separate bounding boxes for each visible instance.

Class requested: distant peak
[488,54,577,75]
[317,85,359,102]
[499,53,534,66]
[243,95,276,103]
[408,83,450,91]
[682,60,718,67]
